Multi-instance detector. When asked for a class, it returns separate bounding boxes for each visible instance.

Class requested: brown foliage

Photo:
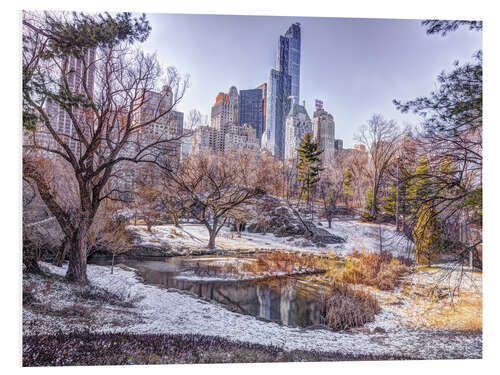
[337,251,410,290]
[323,281,380,330]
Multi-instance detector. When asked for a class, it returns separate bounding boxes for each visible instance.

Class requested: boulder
[24,217,64,253]
[305,226,346,244]
[273,206,293,217]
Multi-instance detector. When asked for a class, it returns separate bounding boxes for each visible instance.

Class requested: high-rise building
[256,83,267,133]
[228,86,239,124]
[136,85,183,161]
[225,124,260,152]
[262,23,301,159]
[285,23,301,101]
[285,99,312,160]
[239,88,264,143]
[334,139,344,151]
[191,125,219,154]
[211,92,233,131]
[34,49,96,157]
[312,106,335,165]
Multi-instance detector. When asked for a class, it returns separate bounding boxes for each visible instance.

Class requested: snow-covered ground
[23,262,481,359]
[128,219,413,258]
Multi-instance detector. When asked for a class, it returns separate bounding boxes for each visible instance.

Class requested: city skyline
[139,14,481,148]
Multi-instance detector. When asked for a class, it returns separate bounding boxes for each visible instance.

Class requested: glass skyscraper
[239,88,264,143]
[262,23,301,159]
[285,23,301,101]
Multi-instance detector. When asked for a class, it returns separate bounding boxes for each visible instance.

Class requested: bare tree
[318,153,351,227]
[356,114,401,219]
[158,151,267,249]
[22,12,189,283]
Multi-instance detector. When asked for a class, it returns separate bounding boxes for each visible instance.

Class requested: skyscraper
[40,49,96,157]
[312,103,335,165]
[285,23,301,101]
[256,83,267,133]
[228,86,239,124]
[262,23,301,159]
[285,99,312,161]
[239,88,264,142]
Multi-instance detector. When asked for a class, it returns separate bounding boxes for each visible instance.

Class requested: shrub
[323,281,380,330]
[337,252,410,290]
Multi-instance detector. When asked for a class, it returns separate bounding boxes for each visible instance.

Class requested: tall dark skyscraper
[239,88,264,143]
[262,23,301,159]
[285,23,301,101]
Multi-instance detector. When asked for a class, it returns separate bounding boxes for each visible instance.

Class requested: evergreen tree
[408,155,432,205]
[383,184,398,215]
[343,169,354,206]
[361,187,377,221]
[296,133,324,221]
[412,203,444,266]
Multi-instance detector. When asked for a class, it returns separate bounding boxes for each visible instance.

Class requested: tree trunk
[371,178,378,218]
[208,230,216,249]
[65,223,89,284]
[327,218,332,228]
[111,252,115,275]
[55,237,70,267]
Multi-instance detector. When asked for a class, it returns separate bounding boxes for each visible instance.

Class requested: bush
[337,251,410,290]
[323,281,380,330]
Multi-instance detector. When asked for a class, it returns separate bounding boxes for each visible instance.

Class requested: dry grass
[241,250,329,276]
[191,251,332,279]
[420,293,482,331]
[323,281,380,330]
[399,272,482,331]
[337,251,410,290]
[169,228,186,239]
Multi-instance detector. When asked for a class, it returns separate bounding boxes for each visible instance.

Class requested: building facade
[136,85,183,162]
[312,107,335,165]
[225,124,260,152]
[334,139,344,151]
[30,49,96,157]
[262,23,301,159]
[256,83,267,134]
[228,86,239,125]
[285,23,301,101]
[284,100,312,160]
[239,88,264,143]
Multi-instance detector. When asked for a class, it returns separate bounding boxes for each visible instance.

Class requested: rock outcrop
[245,196,345,245]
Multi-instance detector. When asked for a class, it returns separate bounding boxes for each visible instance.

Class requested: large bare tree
[159,151,267,249]
[22,11,189,283]
[356,114,401,219]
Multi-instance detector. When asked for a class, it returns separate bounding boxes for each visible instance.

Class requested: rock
[273,206,293,217]
[295,239,314,247]
[372,327,386,334]
[24,217,64,254]
[129,244,172,258]
[305,226,345,244]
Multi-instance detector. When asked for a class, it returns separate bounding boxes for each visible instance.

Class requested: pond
[91,255,328,328]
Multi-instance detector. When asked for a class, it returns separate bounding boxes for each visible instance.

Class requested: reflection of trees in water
[135,263,324,327]
[256,285,271,320]
[280,282,296,326]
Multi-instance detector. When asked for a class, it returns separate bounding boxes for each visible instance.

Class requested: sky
[138,14,482,148]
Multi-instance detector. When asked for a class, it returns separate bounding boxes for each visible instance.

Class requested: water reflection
[93,256,326,327]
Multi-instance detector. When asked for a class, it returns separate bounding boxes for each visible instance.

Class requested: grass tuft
[323,281,380,330]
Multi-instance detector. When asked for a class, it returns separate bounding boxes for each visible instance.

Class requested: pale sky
[138,14,481,147]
